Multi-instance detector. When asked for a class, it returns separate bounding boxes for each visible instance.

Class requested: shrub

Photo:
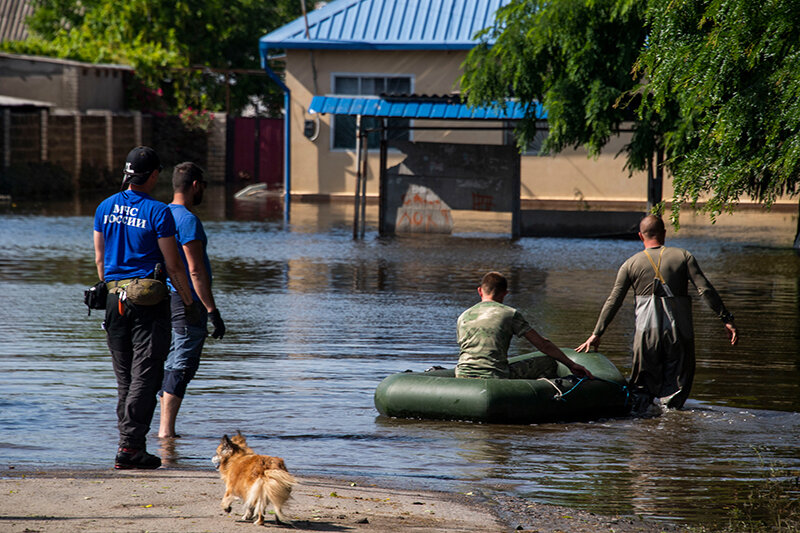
[0,162,73,199]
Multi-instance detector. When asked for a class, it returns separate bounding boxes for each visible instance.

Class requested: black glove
[184,300,205,327]
[209,309,226,339]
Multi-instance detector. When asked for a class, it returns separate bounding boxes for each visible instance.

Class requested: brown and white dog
[212,433,295,525]
[229,430,255,454]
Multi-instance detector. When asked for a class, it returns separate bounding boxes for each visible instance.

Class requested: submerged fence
[0,109,227,198]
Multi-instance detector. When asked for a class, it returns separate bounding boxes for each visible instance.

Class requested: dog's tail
[265,469,295,523]
[246,469,296,524]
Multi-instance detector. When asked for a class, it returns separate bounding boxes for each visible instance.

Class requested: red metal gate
[231,117,283,189]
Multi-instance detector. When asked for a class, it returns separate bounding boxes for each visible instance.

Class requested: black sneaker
[114,448,161,470]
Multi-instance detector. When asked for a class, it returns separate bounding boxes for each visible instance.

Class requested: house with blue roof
[260,0,649,218]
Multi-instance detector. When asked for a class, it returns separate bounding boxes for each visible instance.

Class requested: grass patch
[692,450,800,532]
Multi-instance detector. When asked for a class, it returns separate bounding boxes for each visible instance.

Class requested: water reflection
[375,406,800,523]
[0,191,798,527]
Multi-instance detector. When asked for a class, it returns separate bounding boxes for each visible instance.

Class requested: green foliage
[649,201,665,217]
[0,162,73,198]
[3,0,303,115]
[462,0,800,223]
[735,463,800,532]
[78,163,117,192]
[150,116,208,169]
[179,108,216,131]
[461,0,652,166]
[637,0,800,220]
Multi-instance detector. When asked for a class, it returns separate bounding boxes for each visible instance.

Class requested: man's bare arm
[93,230,105,280]
[158,236,193,305]
[182,240,217,313]
[524,329,593,379]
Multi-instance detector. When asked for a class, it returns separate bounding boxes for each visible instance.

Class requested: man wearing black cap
[93,146,201,469]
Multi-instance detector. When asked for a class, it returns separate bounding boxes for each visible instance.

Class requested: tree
[636,0,800,227]
[461,0,673,207]
[3,0,303,116]
[462,0,800,234]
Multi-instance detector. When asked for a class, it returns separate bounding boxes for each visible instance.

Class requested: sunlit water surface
[1,191,798,527]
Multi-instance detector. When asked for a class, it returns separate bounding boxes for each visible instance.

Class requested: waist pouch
[83,280,108,315]
[107,278,168,306]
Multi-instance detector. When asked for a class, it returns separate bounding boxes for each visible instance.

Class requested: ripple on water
[0,206,799,527]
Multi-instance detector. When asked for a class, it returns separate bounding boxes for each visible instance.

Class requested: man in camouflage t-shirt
[456,272,592,380]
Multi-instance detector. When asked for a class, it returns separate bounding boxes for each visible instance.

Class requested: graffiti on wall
[383,141,518,235]
[471,192,494,211]
[395,184,454,234]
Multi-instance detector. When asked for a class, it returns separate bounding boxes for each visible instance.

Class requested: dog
[212,433,295,525]
[229,430,255,454]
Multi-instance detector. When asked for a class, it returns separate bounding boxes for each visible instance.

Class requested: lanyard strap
[643,247,667,284]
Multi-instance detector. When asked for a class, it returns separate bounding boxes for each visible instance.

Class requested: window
[332,74,412,150]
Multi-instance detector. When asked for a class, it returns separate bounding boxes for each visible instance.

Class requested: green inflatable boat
[374,350,630,424]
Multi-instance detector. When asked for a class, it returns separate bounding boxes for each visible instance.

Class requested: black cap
[123,146,162,183]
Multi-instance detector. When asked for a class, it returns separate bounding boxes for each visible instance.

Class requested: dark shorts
[456,355,558,379]
[508,355,558,379]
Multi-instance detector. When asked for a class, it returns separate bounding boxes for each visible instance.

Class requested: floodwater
[1,186,799,528]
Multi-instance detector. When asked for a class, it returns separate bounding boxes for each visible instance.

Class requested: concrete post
[206,112,227,183]
[378,119,387,236]
[105,111,113,171]
[133,111,142,146]
[40,110,48,162]
[74,113,81,189]
[512,150,521,239]
[353,114,362,239]
[65,67,80,110]
[2,109,10,168]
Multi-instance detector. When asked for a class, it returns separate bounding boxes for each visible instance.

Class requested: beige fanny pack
[106,278,168,306]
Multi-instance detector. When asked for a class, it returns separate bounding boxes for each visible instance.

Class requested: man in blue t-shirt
[158,162,225,439]
[93,146,201,469]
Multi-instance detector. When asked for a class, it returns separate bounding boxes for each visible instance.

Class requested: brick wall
[9,112,40,164]
[63,67,80,110]
[48,114,77,173]
[81,115,107,170]
[206,113,227,183]
[0,109,228,197]
[112,115,137,171]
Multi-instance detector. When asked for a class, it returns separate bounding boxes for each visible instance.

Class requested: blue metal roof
[308,95,545,120]
[259,0,510,54]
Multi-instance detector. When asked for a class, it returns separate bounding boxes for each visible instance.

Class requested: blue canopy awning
[308,95,546,121]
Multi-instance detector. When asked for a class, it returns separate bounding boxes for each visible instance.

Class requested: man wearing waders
[576,215,738,413]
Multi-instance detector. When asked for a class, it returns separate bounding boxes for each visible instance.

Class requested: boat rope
[546,376,631,406]
[553,377,587,400]
[540,378,565,397]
